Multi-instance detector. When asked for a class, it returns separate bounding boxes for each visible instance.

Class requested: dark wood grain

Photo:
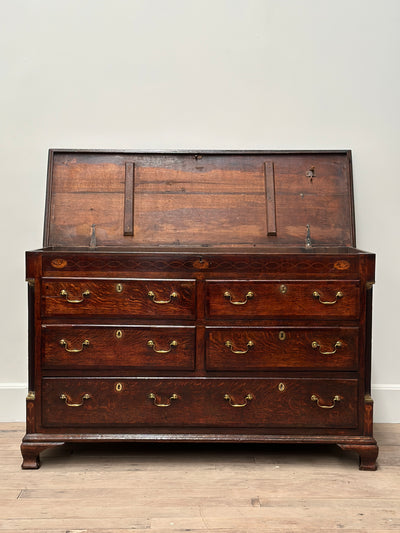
[42,325,195,370]
[41,377,359,429]
[206,280,360,319]
[124,162,135,236]
[40,250,363,277]
[206,327,359,371]
[42,279,196,318]
[264,161,277,236]
[23,149,376,470]
[44,151,355,248]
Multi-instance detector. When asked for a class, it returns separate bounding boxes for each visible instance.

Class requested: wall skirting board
[371,385,400,424]
[0,383,399,423]
[0,383,27,422]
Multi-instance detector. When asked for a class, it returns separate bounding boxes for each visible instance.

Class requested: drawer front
[42,377,358,429]
[206,327,359,371]
[206,280,360,319]
[42,325,195,370]
[42,279,196,318]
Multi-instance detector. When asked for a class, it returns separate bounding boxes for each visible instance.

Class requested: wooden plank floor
[0,423,399,532]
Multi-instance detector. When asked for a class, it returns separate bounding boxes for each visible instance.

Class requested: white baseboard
[0,383,27,422]
[0,383,399,423]
[371,384,400,423]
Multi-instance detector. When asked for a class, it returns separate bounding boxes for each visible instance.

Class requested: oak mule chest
[22,150,378,470]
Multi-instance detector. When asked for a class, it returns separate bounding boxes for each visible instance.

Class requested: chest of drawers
[21,150,378,469]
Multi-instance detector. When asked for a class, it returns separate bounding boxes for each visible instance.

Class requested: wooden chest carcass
[22,150,378,469]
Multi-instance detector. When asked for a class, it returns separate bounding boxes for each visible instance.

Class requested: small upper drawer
[206,280,360,319]
[42,325,195,371]
[42,279,196,318]
[206,327,359,371]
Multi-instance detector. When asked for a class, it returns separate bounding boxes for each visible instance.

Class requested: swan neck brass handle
[148,392,178,407]
[224,290,254,305]
[60,393,91,407]
[311,340,342,355]
[224,393,253,407]
[224,340,254,354]
[60,289,90,303]
[147,340,178,354]
[311,394,341,409]
[147,290,178,304]
[59,339,90,353]
[313,290,343,305]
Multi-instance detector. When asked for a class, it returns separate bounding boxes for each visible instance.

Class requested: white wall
[1,0,399,422]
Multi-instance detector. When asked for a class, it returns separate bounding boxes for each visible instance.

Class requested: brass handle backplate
[147,339,178,354]
[311,394,341,409]
[224,290,254,305]
[311,340,343,355]
[59,393,91,407]
[224,340,254,354]
[224,393,253,407]
[59,339,90,353]
[60,289,90,303]
[313,290,343,305]
[147,290,178,304]
[148,392,178,407]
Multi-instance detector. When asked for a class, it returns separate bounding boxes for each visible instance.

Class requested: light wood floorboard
[0,423,399,532]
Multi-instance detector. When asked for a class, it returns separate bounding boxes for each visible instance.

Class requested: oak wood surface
[42,279,196,318]
[44,151,355,248]
[24,150,377,471]
[42,325,195,371]
[40,377,359,429]
[205,326,359,371]
[2,423,399,532]
[206,280,360,319]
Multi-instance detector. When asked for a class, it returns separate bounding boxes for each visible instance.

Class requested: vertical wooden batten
[124,162,135,236]
[264,161,277,236]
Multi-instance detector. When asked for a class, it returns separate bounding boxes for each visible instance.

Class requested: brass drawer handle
[224,290,254,305]
[60,289,90,303]
[311,340,342,355]
[313,290,343,305]
[147,290,178,304]
[311,394,341,409]
[59,339,90,353]
[147,339,178,354]
[148,392,178,407]
[59,393,91,407]
[224,393,253,407]
[224,340,254,354]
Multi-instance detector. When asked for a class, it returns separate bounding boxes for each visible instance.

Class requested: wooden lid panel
[44,151,355,248]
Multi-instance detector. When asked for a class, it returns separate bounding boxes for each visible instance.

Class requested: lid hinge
[305,224,312,249]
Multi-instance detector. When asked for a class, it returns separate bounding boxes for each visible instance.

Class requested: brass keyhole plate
[115,382,123,392]
[279,331,286,341]
[115,329,123,339]
[278,383,286,392]
[116,283,123,293]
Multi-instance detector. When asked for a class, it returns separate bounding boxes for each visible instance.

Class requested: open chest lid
[43,150,356,249]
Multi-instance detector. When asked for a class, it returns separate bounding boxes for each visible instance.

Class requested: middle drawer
[206,326,359,371]
[42,325,195,370]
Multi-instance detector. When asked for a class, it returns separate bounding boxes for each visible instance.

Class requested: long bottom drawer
[42,377,359,429]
